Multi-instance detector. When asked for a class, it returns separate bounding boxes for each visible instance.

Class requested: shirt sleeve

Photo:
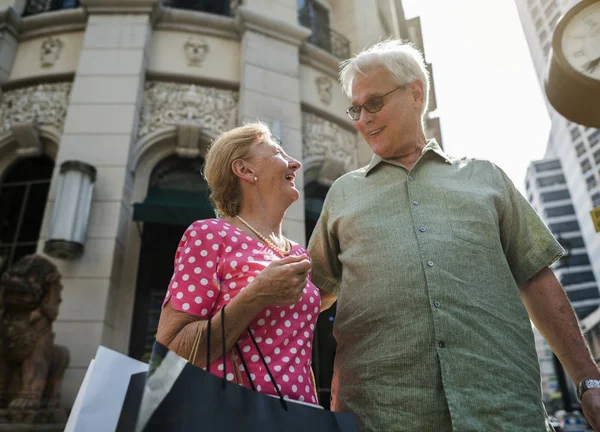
[494,164,565,286]
[307,185,343,296]
[163,220,222,318]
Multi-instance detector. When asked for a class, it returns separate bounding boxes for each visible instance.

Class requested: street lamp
[44,160,96,260]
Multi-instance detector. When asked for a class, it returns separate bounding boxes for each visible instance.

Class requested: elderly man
[308,39,600,431]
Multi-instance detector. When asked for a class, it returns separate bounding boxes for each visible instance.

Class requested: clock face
[561,1,600,81]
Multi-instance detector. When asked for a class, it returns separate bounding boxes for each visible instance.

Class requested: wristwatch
[577,379,600,401]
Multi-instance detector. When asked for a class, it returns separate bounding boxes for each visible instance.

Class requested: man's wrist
[577,379,600,401]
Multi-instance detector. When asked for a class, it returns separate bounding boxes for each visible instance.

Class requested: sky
[402,0,552,192]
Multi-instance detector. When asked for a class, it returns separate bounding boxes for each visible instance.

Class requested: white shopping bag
[64,346,148,432]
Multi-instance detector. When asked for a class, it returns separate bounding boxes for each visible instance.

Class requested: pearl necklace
[235,215,291,256]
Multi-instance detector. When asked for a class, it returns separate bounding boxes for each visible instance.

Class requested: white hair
[339,39,430,117]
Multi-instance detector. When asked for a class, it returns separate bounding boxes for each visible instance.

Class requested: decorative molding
[79,0,159,14]
[19,8,87,41]
[0,7,21,39]
[315,76,333,105]
[299,42,340,78]
[154,5,238,40]
[184,37,209,67]
[0,83,72,136]
[235,6,311,47]
[302,112,358,178]
[138,81,238,140]
[40,36,63,68]
[176,121,204,158]
[11,120,43,157]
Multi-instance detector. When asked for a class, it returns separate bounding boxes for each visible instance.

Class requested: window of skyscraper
[565,286,600,302]
[567,237,586,248]
[546,204,576,218]
[576,142,586,157]
[568,254,592,267]
[587,175,598,191]
[549,220,580,234]
[581,158,592,174]
[589,130,600,149]
[535,17,544,31]
[537,174,565,187]
[561,272,597,286]
[571,126,582,142]
[543,0,558,18]
[593,149,600,165]
[527,0,536,7]
[534,160,561,172]
[541,189,571,202]
[549,11,561,29]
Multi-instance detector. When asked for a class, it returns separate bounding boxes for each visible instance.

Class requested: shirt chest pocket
[443,190,499,250]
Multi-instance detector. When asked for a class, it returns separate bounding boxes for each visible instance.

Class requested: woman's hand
[247,254,312,308]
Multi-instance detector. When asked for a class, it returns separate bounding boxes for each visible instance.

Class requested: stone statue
[0,254,69,426]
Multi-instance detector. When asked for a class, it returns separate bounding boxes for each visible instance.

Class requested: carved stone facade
[315,76,333,105]
[138,82,239,139]
[0,83,72,136]
[302,112,358,171]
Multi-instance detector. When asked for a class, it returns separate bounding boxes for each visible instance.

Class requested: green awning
[133,188,216,226]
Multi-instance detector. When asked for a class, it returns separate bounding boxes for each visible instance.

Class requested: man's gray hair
[339,39,430,116]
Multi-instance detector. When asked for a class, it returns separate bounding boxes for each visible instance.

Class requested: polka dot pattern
[163,218,320,404]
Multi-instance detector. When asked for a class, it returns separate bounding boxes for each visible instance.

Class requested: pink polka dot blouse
[163,218,321,404]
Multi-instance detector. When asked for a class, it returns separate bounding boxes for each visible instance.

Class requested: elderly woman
[156,122,321,405]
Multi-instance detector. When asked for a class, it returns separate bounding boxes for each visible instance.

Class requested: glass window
[593,192,600,207]
[549,11,561,29]
[561,272,597,286]
[535,17,544,31]
[546,204,575,218]
[549,220,580,234]
[586,175,598,191]
[571,126,582,142]
[576,142,586,157]
[581,158,592,174]
[566,287,600,302]
[541,189,571,202]
[0,156,54,275]
[589,130,600,149]
[534,160,561,172]
[537,174,565,187]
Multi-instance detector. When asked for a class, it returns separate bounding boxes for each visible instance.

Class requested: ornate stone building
[0,0,442,407]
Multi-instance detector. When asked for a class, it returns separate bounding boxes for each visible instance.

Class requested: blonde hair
[204,122,271,217]
[339,39,430,117]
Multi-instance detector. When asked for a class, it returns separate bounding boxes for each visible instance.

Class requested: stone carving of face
[40,37,64,68]
[184,38,210,67]
[316,76,333,105]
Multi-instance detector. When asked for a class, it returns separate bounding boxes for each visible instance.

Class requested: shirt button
[408,176,414,181]
[427,261,434,267]
[419,227,426,232]
[413,200,419,206]
[439,341,445,348]
[434,301,441,308]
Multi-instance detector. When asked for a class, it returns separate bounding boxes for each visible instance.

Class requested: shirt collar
[364,139,452,176]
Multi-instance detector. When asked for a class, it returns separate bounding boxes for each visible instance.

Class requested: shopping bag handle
[206,305,288,410]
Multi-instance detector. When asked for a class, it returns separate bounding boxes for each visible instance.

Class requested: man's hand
[582,388,600,430]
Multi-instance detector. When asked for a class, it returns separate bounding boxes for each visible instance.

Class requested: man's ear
[411,79,425,108]
[232,159,256,183]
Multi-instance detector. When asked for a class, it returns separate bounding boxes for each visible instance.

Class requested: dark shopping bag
[117,305,359,432]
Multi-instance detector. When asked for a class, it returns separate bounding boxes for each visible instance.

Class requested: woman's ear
[232,159,256,183]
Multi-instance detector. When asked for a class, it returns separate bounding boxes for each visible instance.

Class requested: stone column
[38,0,157,406]
[236,4,310,244]
[0,7,20,84]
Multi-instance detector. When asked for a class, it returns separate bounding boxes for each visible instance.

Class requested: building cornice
[19,8,87,41]
[154,5,238,40]
[79,0,159,14]
[0,7,21,39]
[299,42,340,79]
[235,6,310,47]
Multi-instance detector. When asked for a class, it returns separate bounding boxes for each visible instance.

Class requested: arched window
[0,156,54,274]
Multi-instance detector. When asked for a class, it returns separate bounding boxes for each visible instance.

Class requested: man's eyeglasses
[345,84,407,121]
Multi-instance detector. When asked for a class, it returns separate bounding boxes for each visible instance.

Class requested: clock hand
[585,56,600,73]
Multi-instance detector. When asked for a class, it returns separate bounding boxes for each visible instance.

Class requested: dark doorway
[129,155,214,362]
[305,178,337,409]
[129,222,187,362]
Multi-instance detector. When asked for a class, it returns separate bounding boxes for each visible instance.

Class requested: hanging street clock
[545,0,600,128]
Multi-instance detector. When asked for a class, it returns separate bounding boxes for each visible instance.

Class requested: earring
[253,176,258,182]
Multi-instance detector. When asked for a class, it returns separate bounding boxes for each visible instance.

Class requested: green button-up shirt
[308,140,564,431]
